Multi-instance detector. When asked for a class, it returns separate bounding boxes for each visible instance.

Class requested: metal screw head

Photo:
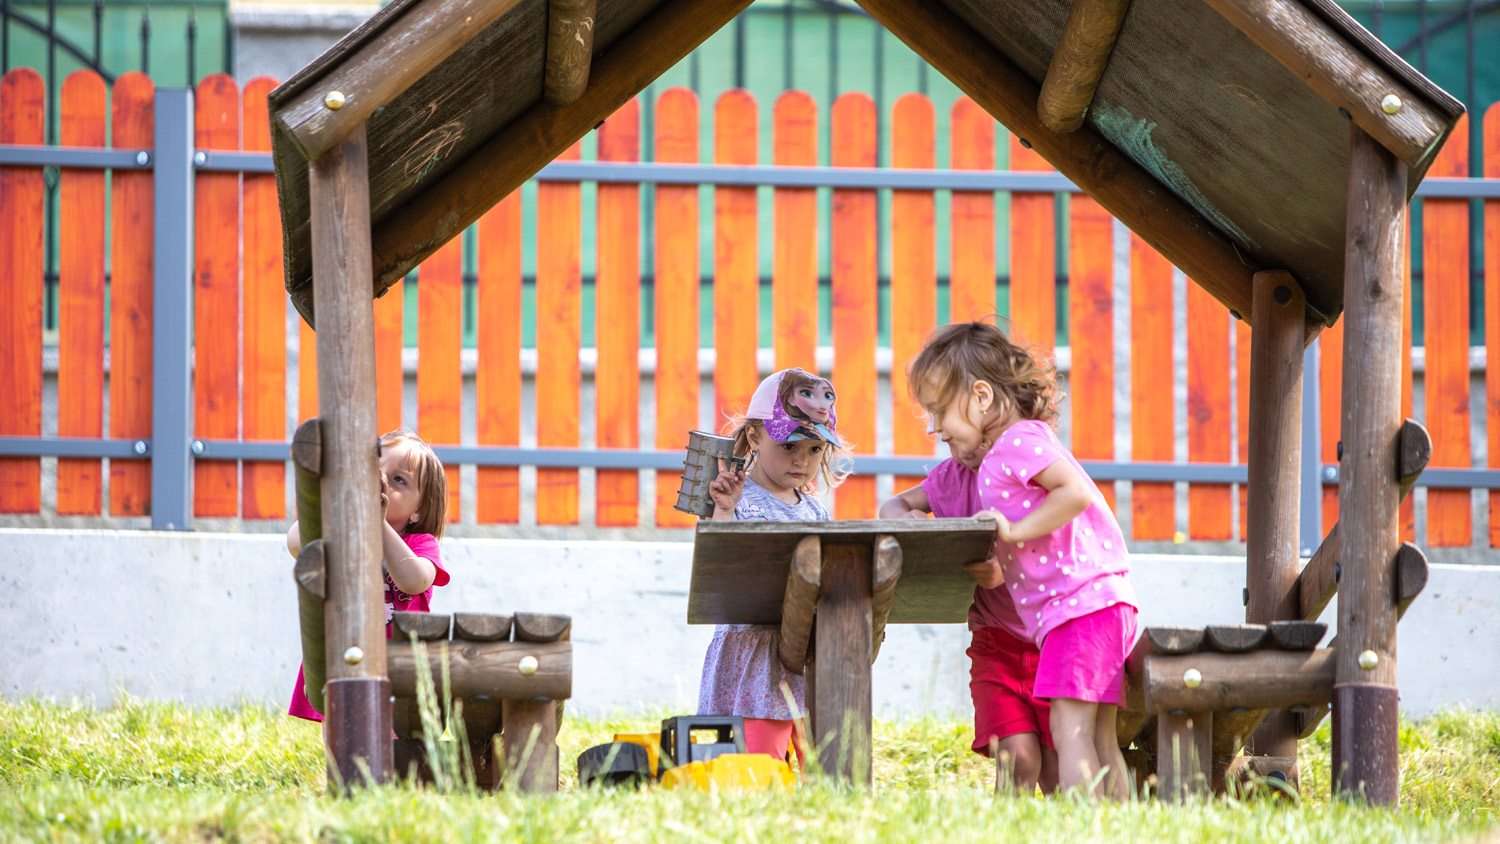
[135,151,149,166]
[1017,137,1033,149]
[324,90,346,110]
[517,655,539,676]
[133,440,148,455]
[1358,650,1379,670]
[1381,94,1403,115]
[344,646,364,665]
[191,440,205,455]
[1322,465,1339,483]
[1183,668,1203,689]
[192,151,206,166]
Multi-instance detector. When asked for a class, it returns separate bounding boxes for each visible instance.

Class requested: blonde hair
[720,416,851,496]
[906,321,1061,427]
[379,429,448,540]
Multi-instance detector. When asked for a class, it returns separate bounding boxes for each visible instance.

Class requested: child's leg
[742,718,794,759]
[1093,703,1129,801]
[1038,744,1060,795]
[1049,697,1105,795]
[993,733,1045,793]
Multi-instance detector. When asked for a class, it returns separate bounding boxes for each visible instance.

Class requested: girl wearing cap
[697,368,849,760]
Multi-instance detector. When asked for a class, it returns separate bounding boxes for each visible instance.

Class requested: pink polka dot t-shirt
[976,419,1135,646]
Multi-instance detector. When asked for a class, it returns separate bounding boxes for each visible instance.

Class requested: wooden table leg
[812,542,873,784]
[502,698,559,793]
[1156,710,1212,802]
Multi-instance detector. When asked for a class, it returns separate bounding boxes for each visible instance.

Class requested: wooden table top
[687,519,997,625]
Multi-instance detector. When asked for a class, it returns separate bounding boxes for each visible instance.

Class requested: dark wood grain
[1203,624,1269,653]
[454,612,513,642]
[1145,626,1204,655]
[501,697,559,793]
[393,611,451,641]
[1157,709,1212,802]
[387,640,572,699]
[1144,648,1336,712]
[1394,541,1428,617]
[1212,707,1268,756]
[1037,0,1133,133]
[812,543,873,784]
[513,612,572,643]
[777,535,819,675]
[1266,620,1327,650]
[292,417,322,476]
[294,539,327,599]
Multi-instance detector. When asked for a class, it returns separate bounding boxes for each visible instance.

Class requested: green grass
[1,697,1497,843]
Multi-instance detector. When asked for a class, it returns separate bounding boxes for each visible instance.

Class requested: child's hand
[963,556,1005,589]
[379,471,390,516]
[974,508,1017,544]
[708,458,746,516]
[893,509,929,520]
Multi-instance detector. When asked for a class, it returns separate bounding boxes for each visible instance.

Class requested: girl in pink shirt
[907,321,1137,800]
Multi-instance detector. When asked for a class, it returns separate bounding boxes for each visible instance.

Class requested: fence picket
[56,70,107,515]
[1069,196,1114,512]
[241,76,285,520]
[1423,114,1471,546]
[655,89,699,528]
[191,75,241,517]
[1487,103,1500,546]
[1319,320,1343,533]
[1009,137,1054,350]
[1186,281,1231,539]
[1235,318,1251,540]
[299,321,318,421]
[950,97,996,323]
[109,72,155,516]
[373,280,403,432]
[419,236,463,523]
[0,68,45,514]
[595,99,641,527]
[476,191,522,524]
[891,93,936,492]
[773,91,818,370]
[831,92,878,518]
[537,139,583,525]
[1130,234,1174,540]
[714,90,759,424]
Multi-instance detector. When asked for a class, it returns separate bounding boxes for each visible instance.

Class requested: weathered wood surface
[688,520,995,625]
[1212,707,1269,756]
[869,534,903,662]
[777,535,820,675]
[1203,624,1268,653]
[1144,648,1336,713]
[1297,418,1430,621]
[812,543,874,784]
[513,612,572,643]
[454,612,513,642]
[502,698,560,793]
[294,539,327,600]
[1157,710,1212,802]
[1266,620,1327,650]
[292,417,323,477]
[1145,626,1204,655]
[387,640,572,700]
[392,611,451,641]
[1037,0,1132,133]
[1116,633,1153,748]
[544,0,596,106]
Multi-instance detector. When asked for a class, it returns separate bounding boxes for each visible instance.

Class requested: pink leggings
[743,718,802,763]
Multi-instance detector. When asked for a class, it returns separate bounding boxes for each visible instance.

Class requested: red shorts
[968,625,1053,755]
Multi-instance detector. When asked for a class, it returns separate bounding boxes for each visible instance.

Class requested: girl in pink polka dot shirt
[908,321,1137,800]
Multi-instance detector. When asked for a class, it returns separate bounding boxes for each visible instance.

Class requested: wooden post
[502,698,559,793]
[1332,123,1407,806]
[812,542,873,784]
[1245,269,1305,784]
[1037,0,1133,133]
[1156,710,1212,802]
[309,125,392,789]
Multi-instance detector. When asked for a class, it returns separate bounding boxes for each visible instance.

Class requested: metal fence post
[1299,341,1323,557]
[150,87,194,530]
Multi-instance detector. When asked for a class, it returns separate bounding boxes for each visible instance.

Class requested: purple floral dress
[697,477,829,719]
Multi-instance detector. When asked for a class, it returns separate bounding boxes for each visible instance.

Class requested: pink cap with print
[746,368,840,444]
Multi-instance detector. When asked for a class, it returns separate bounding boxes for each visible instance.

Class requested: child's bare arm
[382,520,436,595]
[979,460,1093,544]
[286,521,302,558]
[879,485,931,519]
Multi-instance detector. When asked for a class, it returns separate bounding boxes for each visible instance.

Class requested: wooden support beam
[543,0,595,107]
[1297,418,1429,621]
[1200,0,1450,169]
[392,610,452,641]
[778,535,820,675]
[513,612,572,643]
[501,697,559,793]
[387,639,572,700]
[870,535,902,662]
[1157,710,1212,802]
[812,543,873,784]
[1037,0,1133,134]
[1144,648,1335,713]
[852,0,1314,333]
[274,0,525,162]
[454,612,513,642]
[310,125,392,787]
[1212,707,1269,756]
[294,539,327,715]
[366,0,755,299]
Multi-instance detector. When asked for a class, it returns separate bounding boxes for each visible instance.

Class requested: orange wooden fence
[2,69,1498,548]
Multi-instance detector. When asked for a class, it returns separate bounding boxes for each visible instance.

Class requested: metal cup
[674,430,747,517]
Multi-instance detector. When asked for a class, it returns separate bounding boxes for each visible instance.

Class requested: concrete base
[2,529,1496,719]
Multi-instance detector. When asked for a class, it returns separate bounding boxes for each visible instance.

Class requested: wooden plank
[812,543,874,784]
[595,98,641,528]
[772,90,819,370]
[831,92,878,519]
[653,88,699,528]
[543,0,595,107]
[1319,318,1344,536]
[1235,317,1251,539]
[373,279,404,432]
[1008,135,1054,350]
[242,76,287,520]
[56,70,107,515]
[890,93,935,492]
[1145,648,1335,712]
[192,74,242,518]
[453,612,513,642]
[688,519,997,625]
[1069,193,1115,512]
[949,96,996,323]
[1422,114,1471,547]
[1186,280,1231,539]
[418,236,463,523]
[477,191,522,524]
[713,90,759,425]
[1037,0,1133,134]
[1130,233,1174,540]
[1488,103,1500,547]
[0,68,45,513]
[537,140,583,525]
[388,639,572,699]
[108,72,155,517]
[778,535,820,675]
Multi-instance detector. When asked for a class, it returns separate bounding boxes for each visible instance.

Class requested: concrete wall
[3,529,1495,719]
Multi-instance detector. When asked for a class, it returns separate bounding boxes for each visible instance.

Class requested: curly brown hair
[905,321,1061,427]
